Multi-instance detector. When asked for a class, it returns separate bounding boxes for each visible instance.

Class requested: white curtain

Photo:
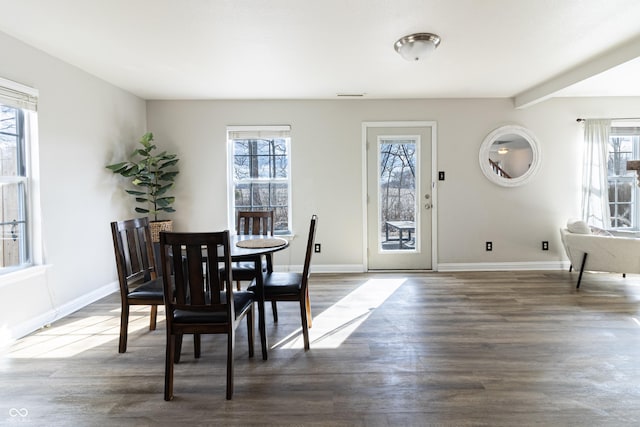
[581,119,611,228]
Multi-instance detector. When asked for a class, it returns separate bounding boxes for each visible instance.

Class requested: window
[607,125,640,229]
[0,77,38,272]
[227,126,291,235]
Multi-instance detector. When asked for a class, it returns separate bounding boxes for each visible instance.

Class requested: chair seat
[173,291,255,324]
[248,272,302,296]
[127,277,164,300]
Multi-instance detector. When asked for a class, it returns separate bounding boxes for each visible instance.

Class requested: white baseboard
[276,264,365,273]
[10,281,118,341]
[437,261,570,272]
[280,262,570,274]
[54,280,119,320]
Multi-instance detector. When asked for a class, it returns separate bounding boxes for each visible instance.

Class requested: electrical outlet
[542,241,549,251]
[314,243,321,253]
[486,241,492,251]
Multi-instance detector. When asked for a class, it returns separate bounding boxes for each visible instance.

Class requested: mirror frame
[478,124,541,187]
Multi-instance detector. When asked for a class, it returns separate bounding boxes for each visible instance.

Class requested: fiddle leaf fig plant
[106,132,179,221]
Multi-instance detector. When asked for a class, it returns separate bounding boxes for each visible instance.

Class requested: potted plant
[106,132,179,241]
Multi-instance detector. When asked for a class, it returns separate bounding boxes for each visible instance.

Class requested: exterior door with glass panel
[366,125,432,270]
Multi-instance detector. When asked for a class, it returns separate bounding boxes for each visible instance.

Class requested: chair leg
[119,304,129,353]
[299,298,310,351]
[175,334,183,363]
[226,329,235,400]
[305,289,313,329]
[577,253,588,289]
[256,297,268,361]
[236,281,241,291]
[194,334,201,359]
[164,334,175,401]
[149,305,158,331]
[247,306,255,358]
[271,301,278,322]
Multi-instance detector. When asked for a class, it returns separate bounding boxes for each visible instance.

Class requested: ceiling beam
[514,35,640,109]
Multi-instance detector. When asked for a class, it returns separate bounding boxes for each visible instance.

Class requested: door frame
[361,121,438,271]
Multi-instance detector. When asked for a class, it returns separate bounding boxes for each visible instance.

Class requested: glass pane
[233,141,250,180]
[0,105,17,134]
[273,155,288,178]
[256,155,273,178]
[270,182,288,206]
[610,203,632,228]
[0,182,26,268]
[273,206,289,235]
[234,140,250,156]
[616,181,633,203]
[255,140,272,156]
[0,106,20,177]
[379,139,417,251]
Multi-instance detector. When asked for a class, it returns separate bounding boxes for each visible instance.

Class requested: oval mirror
[479,125,541,187]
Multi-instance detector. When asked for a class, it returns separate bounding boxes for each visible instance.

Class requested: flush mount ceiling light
[394,33,441,61]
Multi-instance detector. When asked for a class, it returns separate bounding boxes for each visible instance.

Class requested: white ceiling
[1,0,640,107]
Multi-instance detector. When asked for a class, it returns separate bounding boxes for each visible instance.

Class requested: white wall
[147,97,640,271]
[0,32,147,343]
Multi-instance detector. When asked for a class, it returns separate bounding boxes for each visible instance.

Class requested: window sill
[609,229,640,237]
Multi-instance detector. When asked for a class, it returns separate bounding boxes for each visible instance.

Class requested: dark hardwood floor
[2,270,640,426]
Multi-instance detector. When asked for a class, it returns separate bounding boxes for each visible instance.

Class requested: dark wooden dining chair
[159,230,255,401]
[232,210,280,320]
[232,210,275,286]
[110,217,164,353]
[248,214,317,350]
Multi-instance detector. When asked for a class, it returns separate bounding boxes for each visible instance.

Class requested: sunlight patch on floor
[7,306,162,359]
[272,277,406,350]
